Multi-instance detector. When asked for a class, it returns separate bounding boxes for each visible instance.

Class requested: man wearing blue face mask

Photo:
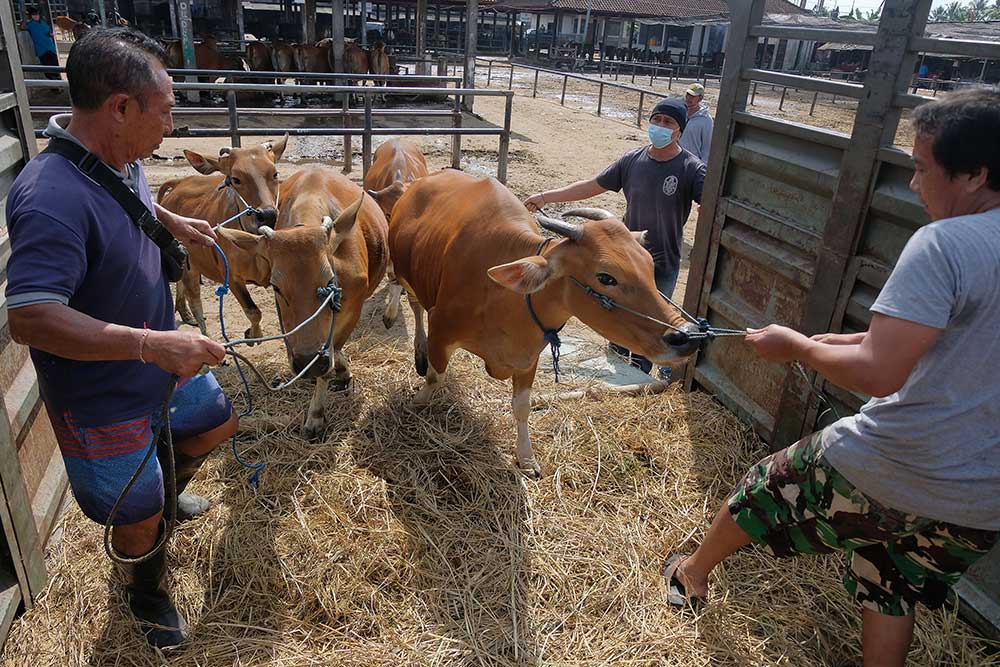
[524,97,706,378]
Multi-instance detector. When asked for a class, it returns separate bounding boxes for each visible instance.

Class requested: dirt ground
[5,71,997,667]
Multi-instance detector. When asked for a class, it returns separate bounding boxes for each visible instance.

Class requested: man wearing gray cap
[679,83,714,164]
[524,98,706,378]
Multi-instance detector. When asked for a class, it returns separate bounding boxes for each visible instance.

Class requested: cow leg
[382,263,403,329]
[228,281,264,344]
[413,310,455,406]
[303,377,328,442]
[330,347,352,391]
[185,271,210,337]
[511,364,542,479]
[174,273,199,328]
[408,294,429,377]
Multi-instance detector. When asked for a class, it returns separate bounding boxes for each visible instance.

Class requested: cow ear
[184,149,222,175]
[631,230,648,247]
[487,256,559,294]
[323,193,364,248]
[265,133,289,162]
[367,181,404,216]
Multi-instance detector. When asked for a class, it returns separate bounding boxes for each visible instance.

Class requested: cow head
[487,210,703,363]
[366,171,408,221]
[249,195,365,378]
[183,134,288,232]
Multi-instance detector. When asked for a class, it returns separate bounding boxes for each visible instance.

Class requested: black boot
[158,446,212,522]
[174,450,212,521]
[125,547,188,649]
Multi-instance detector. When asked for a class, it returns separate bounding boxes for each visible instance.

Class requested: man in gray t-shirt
[660,88,1000,667]
[524,98,706,378]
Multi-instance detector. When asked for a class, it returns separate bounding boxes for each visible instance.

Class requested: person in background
[679,82,713,164]
[662,87,1000,667]
[524,98,706,381]
[25,6,60,80]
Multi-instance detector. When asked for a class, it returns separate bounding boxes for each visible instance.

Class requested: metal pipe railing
[26,77,515,183]
[23,64,461,84]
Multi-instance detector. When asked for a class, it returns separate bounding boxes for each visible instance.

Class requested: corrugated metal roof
[494,0,803,20]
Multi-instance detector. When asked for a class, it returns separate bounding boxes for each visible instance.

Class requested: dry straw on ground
[4,286,998,667]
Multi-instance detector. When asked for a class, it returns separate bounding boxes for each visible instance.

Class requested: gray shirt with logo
[822,207,1000,530]
[596,146,706,281]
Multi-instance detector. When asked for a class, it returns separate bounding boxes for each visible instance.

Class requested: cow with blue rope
[231,165,389,440]
[157,135,288,340]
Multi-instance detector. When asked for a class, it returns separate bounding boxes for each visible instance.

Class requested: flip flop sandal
[661,554,706,610]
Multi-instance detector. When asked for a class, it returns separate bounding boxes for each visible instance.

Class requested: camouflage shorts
[728,431,999,616]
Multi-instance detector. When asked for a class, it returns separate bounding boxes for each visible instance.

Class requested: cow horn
[535,212,584,242]
[320,215,334,234]
[219,146,232,156]
[562,207,614,220]
[259,225,275,238]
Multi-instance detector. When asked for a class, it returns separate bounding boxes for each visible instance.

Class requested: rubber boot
[158,446,211,522]
[175,450,212,521]
[125,547,188,649]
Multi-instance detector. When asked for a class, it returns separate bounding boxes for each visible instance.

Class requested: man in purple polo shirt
[6,28,236,648]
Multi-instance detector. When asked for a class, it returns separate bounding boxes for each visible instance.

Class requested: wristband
[138,328,150,363]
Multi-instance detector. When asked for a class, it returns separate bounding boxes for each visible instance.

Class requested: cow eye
[273,171,279,180]
[596,272,617,286]
[230,176,242,185]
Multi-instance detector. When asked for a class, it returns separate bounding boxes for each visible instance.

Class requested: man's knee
[177,411,239,457]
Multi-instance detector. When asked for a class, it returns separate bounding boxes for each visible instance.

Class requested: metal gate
[0,0,69,645]
[684,0,1000,636]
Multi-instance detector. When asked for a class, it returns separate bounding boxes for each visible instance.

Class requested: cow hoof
[302,417,326,442]
[415,352,428,377]
[331,375,352,392]
[515,457,543,480]
[383,312,396,329]
[244,328,258,346]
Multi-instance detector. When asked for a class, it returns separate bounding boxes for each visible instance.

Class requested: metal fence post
[533,68,539,98]
[341,93,352,174]
[498,93,511,183]
[636,90,644,128]
[750,81,758,105]
[668,68,673,90]
[810,90,819,115]
[508,62,514,89]
[560,74,567,105]
[487,59,493,86]
[226,88,241,148]
[597,81,604,116]
[778,85,787,110]
[631,64,636,83]
[451,92,462,168]
[362,93,373,178]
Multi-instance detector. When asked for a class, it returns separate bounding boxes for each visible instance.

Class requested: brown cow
[341,40,370,101]
[364,139,429,328]
[367,41,391,102]
[270,39,296,73]
[388,170,703,477]
[293,39,331,85]
[157,136,288,339]
[244,165,389,438]
[163,37,247,103]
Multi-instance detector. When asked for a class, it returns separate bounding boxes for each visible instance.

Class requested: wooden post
[227,89,241,147]
[507,12,514,58]
[360,0,368,46]
[451,92,462,168]
[302,0,317,43]
[533,12,541,59]
[332,0,345,73]
[176,0,198,103]
[342,90,352,173]
[551,11,560,59]
[416,0,427,56]
[362,93,372,177]
[168,0,178,38]
[463,0,478,110]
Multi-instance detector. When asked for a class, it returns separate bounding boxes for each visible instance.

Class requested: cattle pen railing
[23,66,515,183]
[474,57,714,129]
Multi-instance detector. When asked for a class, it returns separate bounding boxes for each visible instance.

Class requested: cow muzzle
[255,207,278,228]
[292,350,330,378]
[664,322,705,358]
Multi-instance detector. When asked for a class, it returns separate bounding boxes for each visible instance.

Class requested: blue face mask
[648,125,674,149]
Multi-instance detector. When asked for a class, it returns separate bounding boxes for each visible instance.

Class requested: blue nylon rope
[213,241,265,487]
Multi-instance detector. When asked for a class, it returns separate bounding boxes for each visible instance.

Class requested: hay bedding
[4,283,998,667]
